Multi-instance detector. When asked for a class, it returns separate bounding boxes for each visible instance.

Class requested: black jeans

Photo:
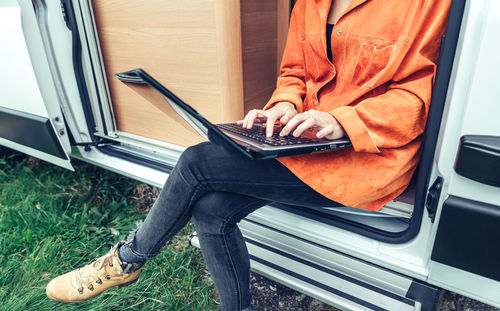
[126,142,337,311]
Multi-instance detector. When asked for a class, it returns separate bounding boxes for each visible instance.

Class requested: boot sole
[46,277,139,303]
[117,278,139,288]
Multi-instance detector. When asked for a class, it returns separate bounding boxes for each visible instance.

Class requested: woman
[46,0,452,310]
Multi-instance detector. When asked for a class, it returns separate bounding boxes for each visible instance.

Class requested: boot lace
[73,250,120,293]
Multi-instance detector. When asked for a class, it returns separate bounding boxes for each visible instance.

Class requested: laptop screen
[115,70,209,139]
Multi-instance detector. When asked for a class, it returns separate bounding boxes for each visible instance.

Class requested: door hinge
[71,138,116,152]
[425,177,443,222]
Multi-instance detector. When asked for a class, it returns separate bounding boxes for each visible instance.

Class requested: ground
[250,271,500,311]
[0,155,497,311]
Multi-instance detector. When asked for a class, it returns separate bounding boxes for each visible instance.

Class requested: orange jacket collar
[344,0,371,16]
[314,0,371,18]
[314,0,371,52]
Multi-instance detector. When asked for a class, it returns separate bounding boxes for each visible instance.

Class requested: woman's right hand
[236,102,297,137]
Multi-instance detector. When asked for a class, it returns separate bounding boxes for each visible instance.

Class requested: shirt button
[337,29,342,35]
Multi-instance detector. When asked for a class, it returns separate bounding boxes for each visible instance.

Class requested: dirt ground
[250,272,499,310]
[250,273,339,311]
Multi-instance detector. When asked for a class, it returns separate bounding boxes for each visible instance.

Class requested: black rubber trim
[246,237,414,310]
[97,145,174,174]
[61,0,100,141]
[455,135,500,187]
[0,106,68,160]
[270,0,467,244]
[431,195,500,282]
[406,279,441,311]
[404,0,467,241]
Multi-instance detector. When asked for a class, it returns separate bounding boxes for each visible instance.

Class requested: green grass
[0,155,219,311]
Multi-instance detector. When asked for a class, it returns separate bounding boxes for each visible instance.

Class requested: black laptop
[115,69,351,160]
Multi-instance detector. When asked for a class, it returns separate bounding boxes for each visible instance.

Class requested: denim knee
[191,192,235,236]
[178,143,203,164]
[177,142,214,168]
[174,142,217,185]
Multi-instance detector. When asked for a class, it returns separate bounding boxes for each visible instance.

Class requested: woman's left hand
[279,109,347,140]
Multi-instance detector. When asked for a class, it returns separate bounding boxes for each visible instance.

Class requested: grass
[0,154,219,311]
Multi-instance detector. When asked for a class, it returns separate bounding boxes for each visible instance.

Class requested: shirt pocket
[300,37,322,81]
[351,42,396,88]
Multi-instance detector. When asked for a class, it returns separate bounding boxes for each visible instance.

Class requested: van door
[0,0,72,170]
[425,0,500,308]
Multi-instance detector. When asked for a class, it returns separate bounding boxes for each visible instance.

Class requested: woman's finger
[280,107,296,125]
[242,110,258,128]
[280,113,307,136]
[246,110,268,129]
[316,125,334,139]
[292,118,315,137]
[266,111,283,137]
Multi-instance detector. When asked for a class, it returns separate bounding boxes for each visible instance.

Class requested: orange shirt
[265,0,452,211]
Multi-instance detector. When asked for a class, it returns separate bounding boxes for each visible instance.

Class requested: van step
[189,222,421,311]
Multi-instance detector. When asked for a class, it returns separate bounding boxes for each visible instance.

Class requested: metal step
[189,220,421,311]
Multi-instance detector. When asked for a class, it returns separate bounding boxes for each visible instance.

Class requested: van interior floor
[270,181,416,234]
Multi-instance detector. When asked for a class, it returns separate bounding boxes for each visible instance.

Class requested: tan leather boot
[46,242,143,303]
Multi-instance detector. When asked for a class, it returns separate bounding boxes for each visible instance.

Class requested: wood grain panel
[93,1,289,147]
[277,0,291,75]
[240,0,278,114]
[92,0,219,146]
[213,1,244,121]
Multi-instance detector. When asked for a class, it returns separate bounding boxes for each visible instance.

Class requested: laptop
[115,69,351,160]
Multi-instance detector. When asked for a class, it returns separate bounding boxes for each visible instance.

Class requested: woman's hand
[280,109,346,140]
[236,102,297,137]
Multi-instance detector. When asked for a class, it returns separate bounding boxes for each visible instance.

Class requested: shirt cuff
[263,92,304,113]
[329,106,380,153]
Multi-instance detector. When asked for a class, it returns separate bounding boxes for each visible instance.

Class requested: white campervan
[1,0,499,310]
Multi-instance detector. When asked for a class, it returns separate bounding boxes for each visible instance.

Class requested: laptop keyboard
[217,123,320,146]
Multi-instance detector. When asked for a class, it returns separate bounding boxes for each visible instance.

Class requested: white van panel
[425,0,500,307]
[0,4,48,117]
[0,0,72,170]
[433,0,500,209]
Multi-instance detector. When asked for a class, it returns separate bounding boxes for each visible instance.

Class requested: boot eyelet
[96,279,102,284]
[78,288,84,294]
[88,285,94,291]
[105,275,111,280]
[109,263,113,267]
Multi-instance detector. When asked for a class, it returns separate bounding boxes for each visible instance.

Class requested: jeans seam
[126,241,149,261]
[202,180,309,188]
[177,167,199,189]
[145,185,204,256]
[219,199,268,235]
[222,228,241,310]
[218,199,267,310]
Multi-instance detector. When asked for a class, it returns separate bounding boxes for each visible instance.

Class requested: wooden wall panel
[93,0,291,147]
[277,0,292,75]
[93,0,220,146]
[240,0,278,114]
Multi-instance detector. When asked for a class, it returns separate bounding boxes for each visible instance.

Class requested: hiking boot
[46,242,143,303]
